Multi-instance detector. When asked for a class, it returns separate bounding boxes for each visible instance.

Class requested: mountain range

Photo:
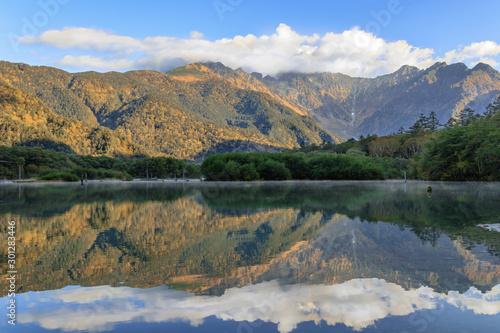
[0,60,499,159]
[201,61,500,137]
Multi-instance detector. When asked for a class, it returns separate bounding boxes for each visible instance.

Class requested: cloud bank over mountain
[18,24,500,77]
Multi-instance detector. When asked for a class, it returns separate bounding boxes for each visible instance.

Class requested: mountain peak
[472,62,497,73]
[427,62,448,71]
[251,72,263,80]
[203,61,234,72]
[396,64,419,72]
[393,64,421,78]
[165,62,213,81]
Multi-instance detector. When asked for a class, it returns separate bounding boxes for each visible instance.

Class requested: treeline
[0,146,200,181]
[290,111,442,159]
[201,152,408,181]
[419,100,500,180]
[289,96,500,181]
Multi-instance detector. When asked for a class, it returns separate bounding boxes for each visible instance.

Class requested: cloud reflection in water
[13,279,500,333]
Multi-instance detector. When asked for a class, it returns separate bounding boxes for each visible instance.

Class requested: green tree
[240,163,260,181]
[407,115,425,137]
[223,161,242,181]
[458,108,477,126]
[259,159,291,180]
[428,111,439,132]
[484,95,500,119]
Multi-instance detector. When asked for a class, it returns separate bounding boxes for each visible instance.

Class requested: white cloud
[16,24,500,77]
[447,285,500,315]
[11,279,500,333]
[18,27,143,53]
[190,31,204,39]
[58,55,135,71]
[441,41,500,65]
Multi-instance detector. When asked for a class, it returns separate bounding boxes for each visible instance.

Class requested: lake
[1,181,499,332]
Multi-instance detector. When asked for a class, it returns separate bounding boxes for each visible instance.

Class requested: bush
[40,172,80,182]
[259,159,292,180]
[223,161,242,181]
[240,163,260,181]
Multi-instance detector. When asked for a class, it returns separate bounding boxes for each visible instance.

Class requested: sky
[1,0,500,77]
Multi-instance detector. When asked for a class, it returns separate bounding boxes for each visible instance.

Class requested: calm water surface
[1,181,499,332]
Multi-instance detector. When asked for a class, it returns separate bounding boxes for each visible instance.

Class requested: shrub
[40,172,80,182]
[259,159,292,180]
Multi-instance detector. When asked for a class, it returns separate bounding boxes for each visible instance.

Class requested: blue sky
[1,0,500,77]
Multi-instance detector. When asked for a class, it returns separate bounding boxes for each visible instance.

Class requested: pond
[1,181,499,332]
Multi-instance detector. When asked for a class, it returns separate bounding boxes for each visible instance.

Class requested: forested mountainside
[0,83,140,156]
[1,60,498,159]
[0,61,339,160]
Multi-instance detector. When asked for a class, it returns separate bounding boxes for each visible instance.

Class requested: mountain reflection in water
[0,181,499,332]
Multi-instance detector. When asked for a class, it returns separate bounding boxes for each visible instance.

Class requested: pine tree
[484,95,500,119]
[428,111,439,132]
[458,108,477,126]
[407,117,423,137]
[418,113,429,130]
[444,117,457,128]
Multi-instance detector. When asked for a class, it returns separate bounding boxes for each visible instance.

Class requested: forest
[202,95,500,181]
[0,146,200,181]
[1,96,498,182]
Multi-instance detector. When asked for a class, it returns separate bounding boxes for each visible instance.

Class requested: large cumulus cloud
[17,24,500,77]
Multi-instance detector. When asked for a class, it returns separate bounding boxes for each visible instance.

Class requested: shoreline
[0,178,203,185]
[1,179,498,186]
